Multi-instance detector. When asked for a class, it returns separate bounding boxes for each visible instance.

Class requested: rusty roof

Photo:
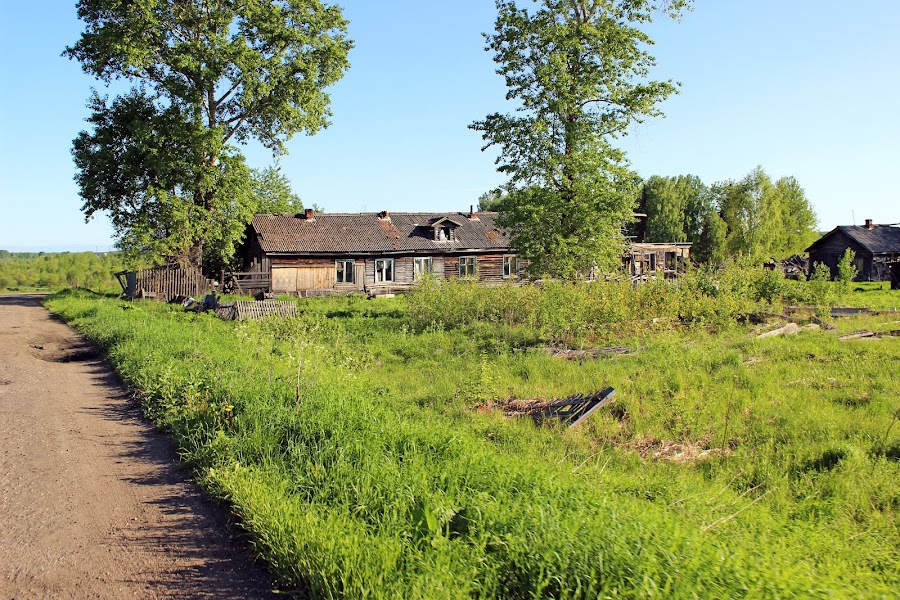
[250,212,512,254]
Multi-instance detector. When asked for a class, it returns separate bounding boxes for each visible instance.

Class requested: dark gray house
[806,219,900,284]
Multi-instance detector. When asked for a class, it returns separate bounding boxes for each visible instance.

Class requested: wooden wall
[808,232,871,280]
[267,252,525,295]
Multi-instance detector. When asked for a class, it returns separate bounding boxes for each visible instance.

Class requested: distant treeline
[637,167,819,264]
[0,250,124,293]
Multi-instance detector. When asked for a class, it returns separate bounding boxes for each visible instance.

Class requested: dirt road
[0,295,277,599]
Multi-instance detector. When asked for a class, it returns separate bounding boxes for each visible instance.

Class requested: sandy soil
[0,294,278,599]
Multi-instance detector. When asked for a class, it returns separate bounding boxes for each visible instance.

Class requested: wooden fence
[215,300,298,320]
[118,265,214,302]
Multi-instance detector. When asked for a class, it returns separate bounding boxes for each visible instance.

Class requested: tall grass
[45,273,899,598]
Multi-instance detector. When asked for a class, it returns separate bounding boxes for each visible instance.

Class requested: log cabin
[240,209,525,296]
[806,219,900,283]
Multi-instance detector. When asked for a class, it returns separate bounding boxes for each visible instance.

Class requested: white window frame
[413,257,433,281]
[459,256,477,279]
[374,258,395,283]
[336,259,355,284]
[502,254,519,279]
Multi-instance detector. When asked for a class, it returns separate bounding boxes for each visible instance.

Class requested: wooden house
[240,209,525,296]
[806,220,900,282]
[625,242,691,281]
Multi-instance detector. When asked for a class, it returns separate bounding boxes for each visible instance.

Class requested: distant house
[806,219,900,283]
[240,209,525,296]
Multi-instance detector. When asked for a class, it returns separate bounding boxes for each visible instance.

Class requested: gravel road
[0,294,277,599]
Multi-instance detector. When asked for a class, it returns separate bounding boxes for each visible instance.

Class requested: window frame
[502,254,519,279]
[335,259,355,284]
[374,257,395,283]
[413,256,433,281]
[458,255,478,279]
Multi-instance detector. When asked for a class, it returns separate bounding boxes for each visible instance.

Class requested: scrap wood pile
[480,387,616,428]
[541,346,633,360]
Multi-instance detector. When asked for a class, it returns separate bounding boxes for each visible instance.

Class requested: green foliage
[471,0,689,277]
[0,251,123,292]
[837,248,858,288]
[66,0,352,270]
[45,282,900,597]
[251,163,303,215]
[639,174,728,264]
[808,261,836,312]
[476,189,505,212]
[715,167,819,261]
[693,205,728,264]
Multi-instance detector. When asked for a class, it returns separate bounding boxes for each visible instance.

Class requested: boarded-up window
[272,267,299,293]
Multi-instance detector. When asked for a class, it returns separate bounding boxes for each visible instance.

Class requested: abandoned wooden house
[806,219,900,283]
[238,209,691,296]
[624,242,692,281]
[240,209,525,296]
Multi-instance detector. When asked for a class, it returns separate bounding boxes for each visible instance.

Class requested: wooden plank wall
[269,253,525,295]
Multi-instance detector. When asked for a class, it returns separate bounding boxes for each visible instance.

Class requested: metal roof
[250,212,512,254]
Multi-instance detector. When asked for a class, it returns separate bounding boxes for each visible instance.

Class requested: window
[336,259,355,284]
[503,254,519,279]
[435,225,454,241]
[459,256,477,278]
[645,252,657,272]
[664,251,676,271]
[375,258,394,283]
[413,257,432,281]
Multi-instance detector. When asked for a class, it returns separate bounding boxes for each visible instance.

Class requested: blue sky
[1,1,898,251]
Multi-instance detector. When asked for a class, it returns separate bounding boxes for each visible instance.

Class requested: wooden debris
[839,329,900,341]
[542,346,633,360]
[757,323,800,338]
[215,300,298,321]
[486,387,616,428]
[633,437,730,463]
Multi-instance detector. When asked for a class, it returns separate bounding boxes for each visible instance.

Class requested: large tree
[471,0,689,278]
[66,0,351,270]
[251,163,303,214]
[716,167,817,260]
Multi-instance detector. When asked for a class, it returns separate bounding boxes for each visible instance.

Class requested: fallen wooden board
[839,329,900,341]
[542,346,633,360]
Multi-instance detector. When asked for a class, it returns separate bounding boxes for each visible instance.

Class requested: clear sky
[1,1,898,252]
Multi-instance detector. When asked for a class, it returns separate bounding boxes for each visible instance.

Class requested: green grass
[44,272,899,598]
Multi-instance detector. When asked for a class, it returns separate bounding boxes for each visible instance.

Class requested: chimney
[304,208,315,220]
[865,218,874,230]
[468,204,479,220]
[378,210,390,221]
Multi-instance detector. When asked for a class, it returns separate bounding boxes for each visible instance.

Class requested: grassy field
[0,251,123,293]
[45,269,899,598]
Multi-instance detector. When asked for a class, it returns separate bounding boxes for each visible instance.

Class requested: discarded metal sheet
[495,387,616,428]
